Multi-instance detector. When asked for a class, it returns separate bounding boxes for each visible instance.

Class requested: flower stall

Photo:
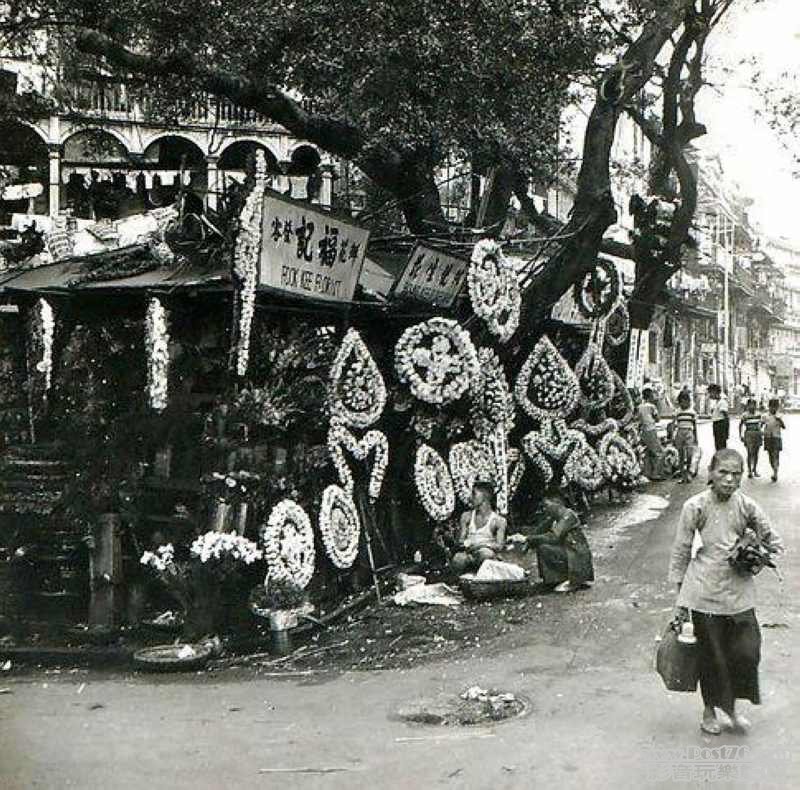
[0,153,640,647]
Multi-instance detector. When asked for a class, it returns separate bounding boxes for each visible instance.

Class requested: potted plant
[140,530,262,640]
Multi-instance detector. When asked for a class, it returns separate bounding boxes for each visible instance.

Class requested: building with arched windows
[0,56,333,229]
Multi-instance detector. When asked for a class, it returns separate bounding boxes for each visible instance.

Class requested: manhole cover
[397,688,528,727]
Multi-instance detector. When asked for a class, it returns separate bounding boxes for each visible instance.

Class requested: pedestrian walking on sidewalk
[668,449,783,736]
[671,391,698,484]
[637,387,665,481]
[739,399,764,478]
[763,398,786,483]
[708,383,730,451]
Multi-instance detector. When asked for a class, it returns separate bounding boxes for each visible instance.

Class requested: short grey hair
[709,448,744,472]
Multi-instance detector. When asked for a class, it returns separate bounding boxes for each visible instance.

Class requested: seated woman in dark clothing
[529,496,594,592]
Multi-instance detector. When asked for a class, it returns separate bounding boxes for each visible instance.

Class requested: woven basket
[133,643,213,673]
[459,575,532,601]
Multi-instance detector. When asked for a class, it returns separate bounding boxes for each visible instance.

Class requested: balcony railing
[62,79,278,129]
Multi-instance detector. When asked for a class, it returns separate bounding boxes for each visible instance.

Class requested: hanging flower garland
[562,439,607,492]
[575,342,615,409]
[470,347,515,440]
[33,298,55,393]
[468,239,521,343]
[604,300,630,348]
[395,318,479,405]
[329,328,387,429]
[507,451,526,503]
[414,443,456,521]
[514,336,580,420]
[319,484,361,569]
[327,421,389,502]
[488,425,510,515]
[449,440,496,507]
[599,432,641,487]
[145,297,170,411]
[261,499,316,589]
[233,150,268,377]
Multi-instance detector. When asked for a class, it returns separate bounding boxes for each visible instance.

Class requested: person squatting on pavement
[668,448,784,735]
[450,481,507,574]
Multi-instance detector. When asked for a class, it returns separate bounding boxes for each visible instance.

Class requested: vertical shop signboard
[259,193,369,303]
[626,328,649,390]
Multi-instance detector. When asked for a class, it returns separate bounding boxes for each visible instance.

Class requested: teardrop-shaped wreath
[468,239,521,343]
[329,328,387,429]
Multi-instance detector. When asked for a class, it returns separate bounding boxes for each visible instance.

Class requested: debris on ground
[392,582,463,607]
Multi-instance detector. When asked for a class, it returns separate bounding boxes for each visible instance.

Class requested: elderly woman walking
[668,449,783,735]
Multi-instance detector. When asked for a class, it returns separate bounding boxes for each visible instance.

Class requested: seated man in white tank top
[450,481,507,574]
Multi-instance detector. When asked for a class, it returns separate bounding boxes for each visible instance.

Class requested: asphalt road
[1,420,798,790]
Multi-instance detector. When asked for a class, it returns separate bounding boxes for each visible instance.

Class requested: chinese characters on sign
[392,243,470,308]
[259,194,369,303]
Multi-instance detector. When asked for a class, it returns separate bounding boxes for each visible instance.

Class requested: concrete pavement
[1,421,798,789]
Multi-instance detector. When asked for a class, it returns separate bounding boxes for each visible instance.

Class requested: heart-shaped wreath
[327,421,389,502]
[449,440,497,507]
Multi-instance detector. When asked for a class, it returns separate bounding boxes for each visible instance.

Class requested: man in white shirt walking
[708,383,730,451]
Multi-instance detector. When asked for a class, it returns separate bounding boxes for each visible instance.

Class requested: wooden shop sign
[259,193,369,303]
[392,243,470,308]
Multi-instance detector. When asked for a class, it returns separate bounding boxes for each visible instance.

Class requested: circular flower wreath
[468,239,521,343]
[261,499,316,589]
[515,336,580,420]
[395,318,479,405]
[414,443,456,521]
[329,328,387,429]
[327,421,389,501]
[319,485,361,569]
[604,300,630,347]
[470,347,515,439]
[449,440,496,507]
[575,342,615,409]
[573,258,620,319]
[599,432,641,487]
[563,440,607,492]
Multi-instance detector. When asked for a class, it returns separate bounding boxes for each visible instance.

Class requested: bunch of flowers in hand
[329,328,386,429]
[468,238,521,343]
[515,336,580,420]
[395,318,478,405]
